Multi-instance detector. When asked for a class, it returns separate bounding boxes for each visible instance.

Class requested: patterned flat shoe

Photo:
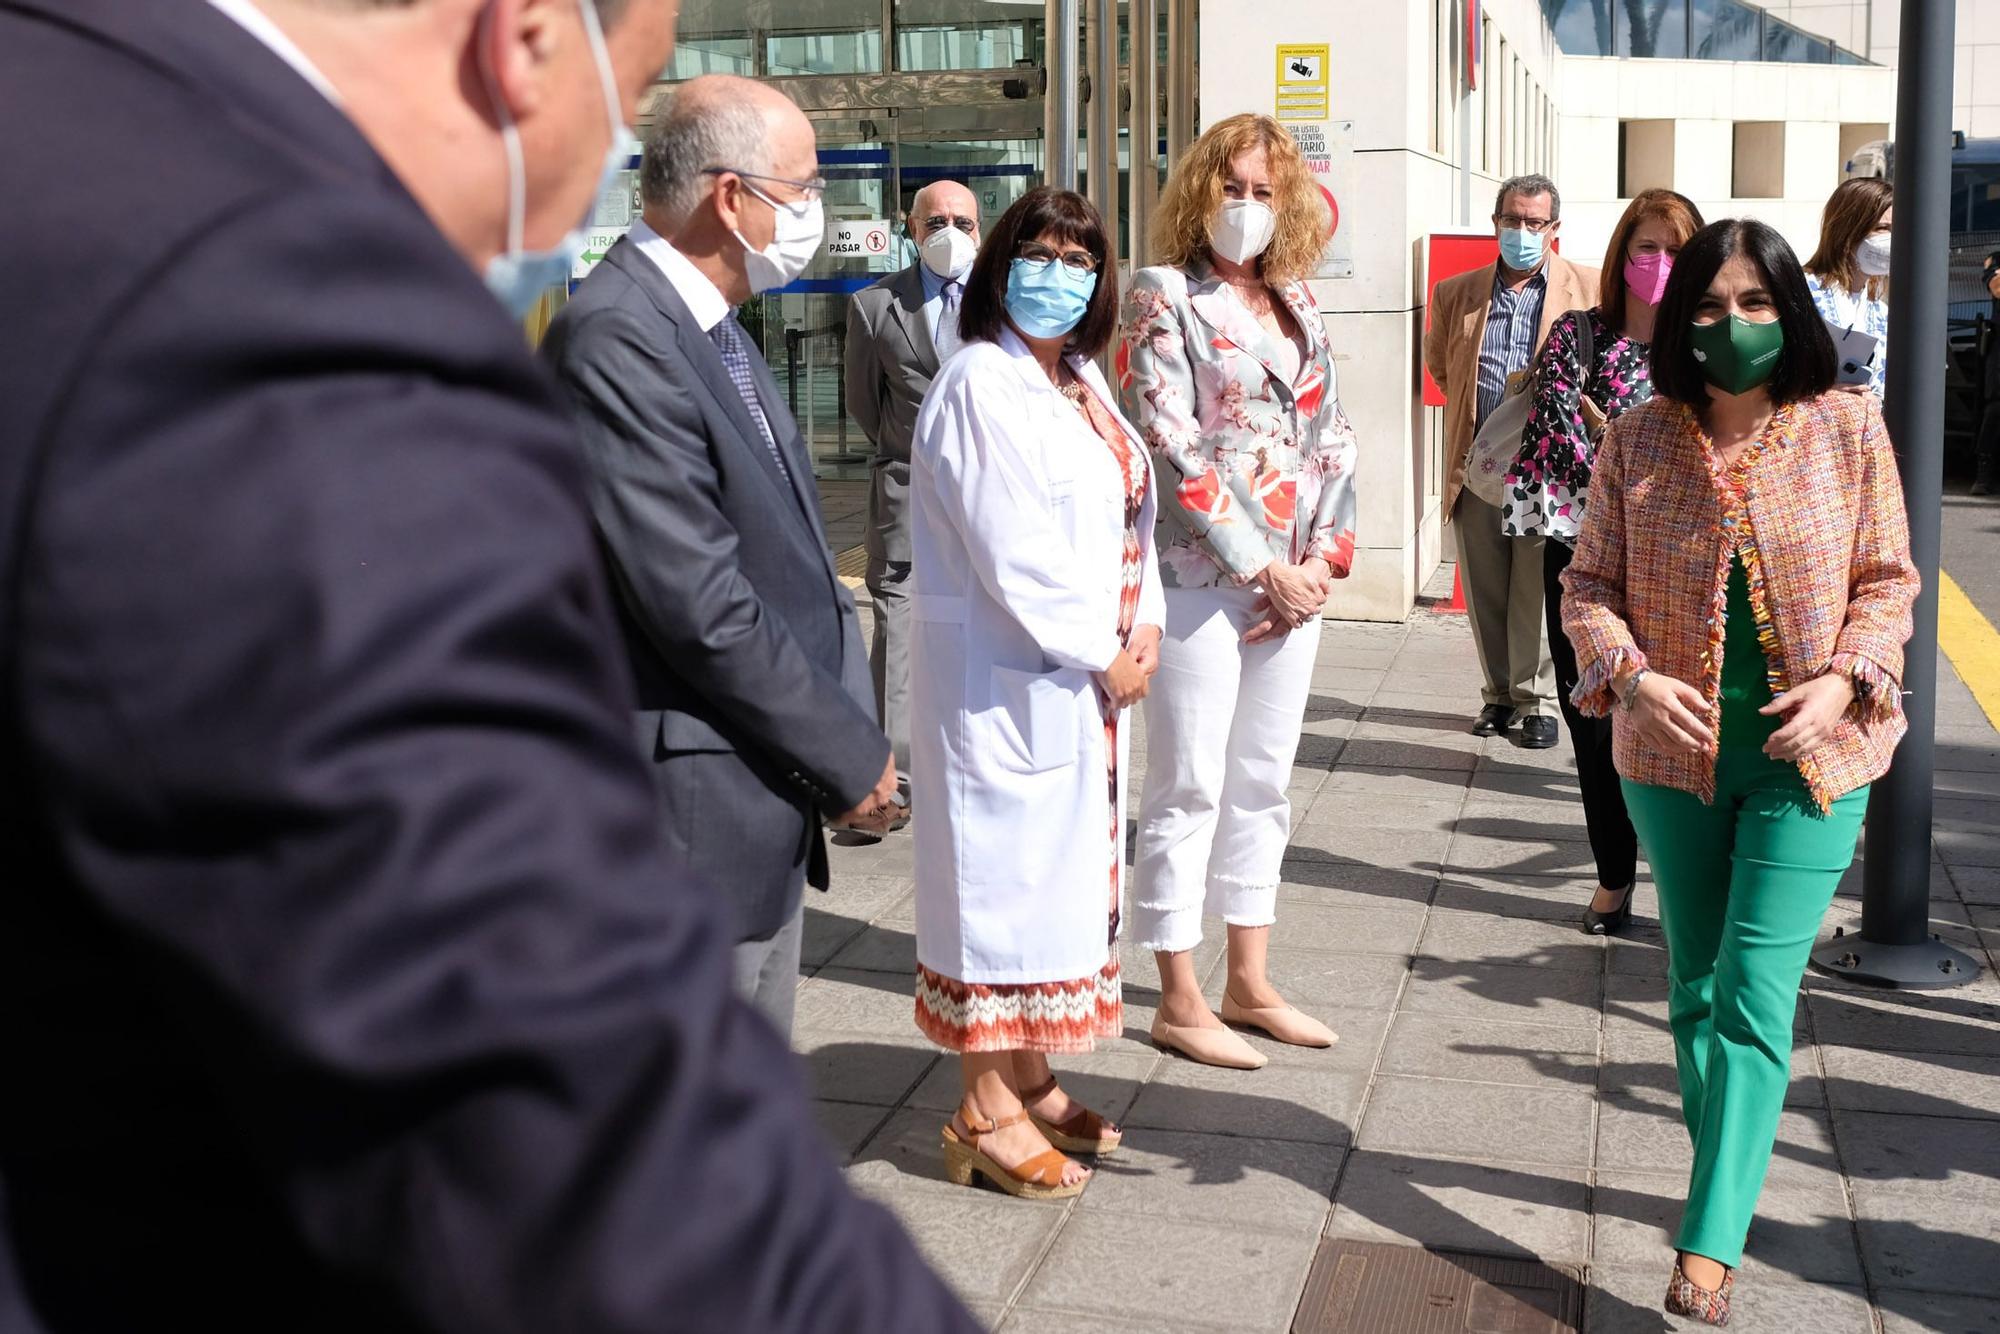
[1019,1075,1122,1155]
[1663,1258,1733,1326]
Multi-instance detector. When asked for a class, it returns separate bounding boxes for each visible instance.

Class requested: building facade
[583,0,1917,619]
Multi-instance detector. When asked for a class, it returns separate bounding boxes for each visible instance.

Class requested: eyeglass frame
[701,166,828,204]
[1014,241,1100,274]
[917,212,979,237]
[1493,212,1559,234]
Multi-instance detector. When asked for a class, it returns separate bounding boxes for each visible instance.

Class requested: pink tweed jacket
[1560,390,1918,811]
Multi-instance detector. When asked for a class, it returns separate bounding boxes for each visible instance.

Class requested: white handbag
[1464,370,1535,508]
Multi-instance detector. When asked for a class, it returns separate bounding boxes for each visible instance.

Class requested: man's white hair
[640,86,771,230]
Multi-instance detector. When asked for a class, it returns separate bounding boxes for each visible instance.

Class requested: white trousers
[1130,585,1321,954]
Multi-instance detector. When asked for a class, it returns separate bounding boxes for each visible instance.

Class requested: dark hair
[958,186,1120,359]
[1598,190,1704,333]
[1493,173,1561,222]
[1649,218,1838,409]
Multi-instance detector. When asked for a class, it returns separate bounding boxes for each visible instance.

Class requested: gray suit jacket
[544,237,887,941]
[844,263,940,563]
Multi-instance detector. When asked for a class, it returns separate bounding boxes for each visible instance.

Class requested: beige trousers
[1452,491,1555,717]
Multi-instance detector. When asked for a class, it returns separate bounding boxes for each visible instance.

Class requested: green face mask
[1688,314,1784,395]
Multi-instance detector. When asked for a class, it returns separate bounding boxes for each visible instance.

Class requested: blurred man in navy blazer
[0,1,973,1331]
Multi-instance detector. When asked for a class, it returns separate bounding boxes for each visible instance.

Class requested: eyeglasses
[702,166,828,203]
[921,214,978,235]
[1495,214,1557,233]
[1016,242,1099,274]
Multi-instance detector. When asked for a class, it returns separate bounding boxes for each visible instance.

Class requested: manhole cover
[1292,1240,1583,1333]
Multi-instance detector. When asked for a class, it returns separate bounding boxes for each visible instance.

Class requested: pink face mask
[1624,251,1673,306]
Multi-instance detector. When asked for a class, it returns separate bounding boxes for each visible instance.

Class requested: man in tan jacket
[1423,173,1598,747]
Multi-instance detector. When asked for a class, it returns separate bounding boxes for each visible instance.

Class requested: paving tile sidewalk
[801,591,2000,1333]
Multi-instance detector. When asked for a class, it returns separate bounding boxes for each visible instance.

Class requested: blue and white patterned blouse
[1807,273,1889,398]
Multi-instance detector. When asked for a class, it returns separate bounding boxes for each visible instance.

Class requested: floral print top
[1807,273,1889,398]
[1502,307,1652,543]
[1118,261,1359,589]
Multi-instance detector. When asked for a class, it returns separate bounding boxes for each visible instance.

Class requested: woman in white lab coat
[909,186,1165,1200]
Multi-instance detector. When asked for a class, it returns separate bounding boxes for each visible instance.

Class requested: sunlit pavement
[797,565,2000,1333]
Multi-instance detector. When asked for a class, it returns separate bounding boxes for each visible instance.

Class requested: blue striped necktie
[933,279,964,362]
[708,314,790,484]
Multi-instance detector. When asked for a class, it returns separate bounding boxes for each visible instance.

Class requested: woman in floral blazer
[1118,113,1358,1071]
[1562,219,1916,1326]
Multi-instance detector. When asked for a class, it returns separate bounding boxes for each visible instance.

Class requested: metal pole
[1811,0,1979,990]
[1086,0,1119,247]
[1128,0,1159,267]
[1046,0,1081,190]
[1164,0,1195,168]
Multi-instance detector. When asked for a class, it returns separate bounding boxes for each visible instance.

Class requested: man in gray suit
[545,75,899,1037]
[843,179,982,810]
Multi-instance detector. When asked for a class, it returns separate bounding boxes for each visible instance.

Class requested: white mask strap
[575,0,624,133]
[476,3,528,257]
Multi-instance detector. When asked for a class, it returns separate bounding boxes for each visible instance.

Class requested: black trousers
[1543,540,1640,892]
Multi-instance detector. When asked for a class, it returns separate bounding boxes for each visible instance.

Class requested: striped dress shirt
[1474,268,1548,432]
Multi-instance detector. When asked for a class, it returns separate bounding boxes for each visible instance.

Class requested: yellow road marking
[1938,570,2000,733]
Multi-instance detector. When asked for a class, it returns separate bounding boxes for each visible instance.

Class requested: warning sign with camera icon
[1274,43,1330,121]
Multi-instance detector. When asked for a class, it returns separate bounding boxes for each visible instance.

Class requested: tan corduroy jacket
[1422,253,1599,521]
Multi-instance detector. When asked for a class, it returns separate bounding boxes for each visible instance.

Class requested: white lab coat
[908,328,1167,987]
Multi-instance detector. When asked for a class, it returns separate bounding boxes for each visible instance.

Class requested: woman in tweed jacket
[1562,219,1917,1326]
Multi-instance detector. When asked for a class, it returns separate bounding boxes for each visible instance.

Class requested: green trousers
[1623,750,1867,1267]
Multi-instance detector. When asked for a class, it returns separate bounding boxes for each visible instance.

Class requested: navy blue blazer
[543,238,890,942]
[0,2,972,1330]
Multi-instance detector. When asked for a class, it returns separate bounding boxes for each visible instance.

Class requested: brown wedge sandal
[940,1104,1090,1200]
[1019,1076,1123,1155]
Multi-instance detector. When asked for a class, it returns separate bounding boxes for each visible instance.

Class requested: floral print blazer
[1117,261,1359,590]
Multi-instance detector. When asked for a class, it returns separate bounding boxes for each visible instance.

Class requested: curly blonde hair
[1152,113,1327,285]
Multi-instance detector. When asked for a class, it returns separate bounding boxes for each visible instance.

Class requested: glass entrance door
[748,104,1045,478]
[743,111,898,480]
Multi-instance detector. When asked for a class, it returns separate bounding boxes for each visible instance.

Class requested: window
[1689,0,1763,60]
[1544,0,1613,56]
[1620,119,1676,197]
[670,0,885,78]
[895,0,1040,72]
[1732,122,1785,197]
[1616,0,1689,57]
[1762,13,1831,62]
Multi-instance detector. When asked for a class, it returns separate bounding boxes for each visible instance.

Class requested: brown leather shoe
[1019,1076,1121,1155]
[940,1104,1088,1199]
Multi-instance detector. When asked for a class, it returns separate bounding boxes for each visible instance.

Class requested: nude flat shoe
[1220,994,1338,1049]
[1150,1015,1268,1070]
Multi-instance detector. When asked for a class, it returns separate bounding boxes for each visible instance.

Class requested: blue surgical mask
[1498,227,1546,273]
[1005,257,1099,340]
[479,0,636,318]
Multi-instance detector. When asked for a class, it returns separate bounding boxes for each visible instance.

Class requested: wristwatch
[1617,668,1650,712]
